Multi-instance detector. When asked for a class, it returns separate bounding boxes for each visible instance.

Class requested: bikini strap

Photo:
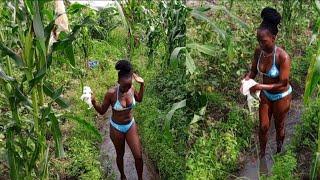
[273,45,277,65]
[117,85,119,101]
[257,50,263,73]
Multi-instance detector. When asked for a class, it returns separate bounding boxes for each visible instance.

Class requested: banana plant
[0,0,94,179]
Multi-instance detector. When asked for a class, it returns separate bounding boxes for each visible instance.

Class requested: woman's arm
[251,50,290,92]
[133,83,144,102]
[91,90,111,115]
[133,73,144,102]
[245,47,260,80]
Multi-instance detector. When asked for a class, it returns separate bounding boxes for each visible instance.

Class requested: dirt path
[97,109,160,180]
[237,97,303,179]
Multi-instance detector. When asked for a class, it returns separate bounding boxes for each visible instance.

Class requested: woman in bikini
[91,60,144,180]
[245,7,292,158]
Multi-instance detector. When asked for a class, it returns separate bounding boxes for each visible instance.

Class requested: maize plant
[0,0,92,179]
[163,0,188,65]
[304,1,320,179]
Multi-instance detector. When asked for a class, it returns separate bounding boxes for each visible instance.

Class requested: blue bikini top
[112,85,136,111]
[257,46,280,78]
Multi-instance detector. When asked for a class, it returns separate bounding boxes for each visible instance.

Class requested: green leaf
[199,105,207,116]
[186,51,196,75]
[14,85,32,107]
[44,20,55,46]
[33,0,45,39]
[163,99,186,141]
[6,129,22,179]
[166,99,186,122]
[190,114,202,124]
[43,83,69,108]
[67,3,88,14]
[304,54,320,103]
[23,0,35,18]
[29,67,47,90]
[33,2,47,64]
[40,146,50,178]
[24,27,34,68]
[65,43,75,67]
[211,5,248,29]
[0,43,24,67]
[42,8,54,22]
[315,0,320,14]
[191,9,226,39]
[51,17,93,66]
[64,114,102,141]
[35,38,46,62]
[195,7,211,12]
[46,52,53,68]
[52,86,64,100]
[170,47,186,61]
[29,140,41,172]
[187,43,216,56]
[0,66,15,82]
[48,113,65,157]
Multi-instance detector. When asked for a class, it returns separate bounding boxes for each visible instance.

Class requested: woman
[91,60,145,180]
[245,7,292,158]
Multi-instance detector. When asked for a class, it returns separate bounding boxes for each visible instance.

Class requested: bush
[269,151,298,180]
[270,97,320,178]
[186,106,254,179]
[135,93,186,179]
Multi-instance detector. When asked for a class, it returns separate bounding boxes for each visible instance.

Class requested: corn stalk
[304,1,320,179]
[0,0,93,178]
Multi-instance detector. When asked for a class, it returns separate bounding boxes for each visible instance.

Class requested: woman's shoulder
[252,46,262,62]
[276,46,290,63]
[254,46,262,57]
[106,86,117,95]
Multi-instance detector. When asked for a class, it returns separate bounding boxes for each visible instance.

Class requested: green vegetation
[0,0,319,179]
[185,0,319,179]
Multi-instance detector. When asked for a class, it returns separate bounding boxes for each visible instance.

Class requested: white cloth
[80,86,93,109]
[240,79,260,112]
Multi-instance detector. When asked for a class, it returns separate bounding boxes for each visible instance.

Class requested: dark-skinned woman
[91,60,145,180]
[245,7,292,158]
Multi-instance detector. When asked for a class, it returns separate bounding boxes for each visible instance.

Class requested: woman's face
[118,76,132,93]
[257,29,275,52]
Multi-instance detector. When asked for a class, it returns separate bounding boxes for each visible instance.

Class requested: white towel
[240,79,260,112]
[80,86,93,109]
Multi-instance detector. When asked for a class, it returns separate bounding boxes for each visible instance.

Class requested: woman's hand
[133,73,144,84]
[249,84,261,93]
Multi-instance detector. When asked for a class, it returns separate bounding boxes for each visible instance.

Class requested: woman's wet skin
[112,77,135,124]
[257,29,284,92]
[246,25,292,159]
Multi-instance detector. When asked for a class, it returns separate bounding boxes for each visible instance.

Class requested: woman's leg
[259,93,273,158]
[125,123,143,180]
[110,124,126,180]
[272,94,292,153]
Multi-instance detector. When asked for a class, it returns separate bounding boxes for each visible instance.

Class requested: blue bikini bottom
[110,118,134,133]
[262,85,292,102]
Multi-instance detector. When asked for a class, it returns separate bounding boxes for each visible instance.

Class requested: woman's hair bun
[115,60,132,72]
[261,7,281,26]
